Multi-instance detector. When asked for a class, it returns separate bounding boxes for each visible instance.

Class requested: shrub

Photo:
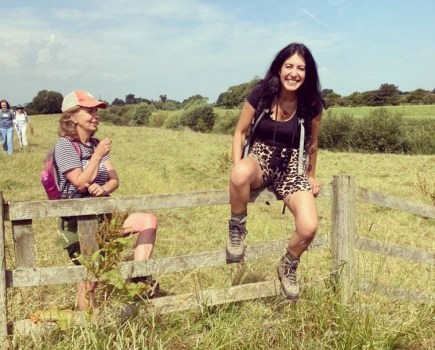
[129,103,154,126]
[318,110,355,151]
[163,112,182,130]
[212,110,239,135]
[149,112,168,128]
[351,108,408,153]
[402,118,435,154]
[99,105,133,126]
[179,103,216,133]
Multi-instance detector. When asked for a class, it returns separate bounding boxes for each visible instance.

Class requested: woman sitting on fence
[55,90,158,310]
[226,43,324,300]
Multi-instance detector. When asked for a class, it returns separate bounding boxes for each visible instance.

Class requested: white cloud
[0,0,433,104]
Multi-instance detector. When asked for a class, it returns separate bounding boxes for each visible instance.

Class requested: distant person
[56,90,159,310]
[0,100,15,155]
[226,43,324,300]
[14,105,30,148]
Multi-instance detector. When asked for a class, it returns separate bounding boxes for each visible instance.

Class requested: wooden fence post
[331,175,356,303]
[12,220,36,269]
[0,193,9,346]
[77,216,99,259]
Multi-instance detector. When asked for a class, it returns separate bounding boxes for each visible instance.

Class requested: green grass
[1,113,434,349]
[328,104,435,119]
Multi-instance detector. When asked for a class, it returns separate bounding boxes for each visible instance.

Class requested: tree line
[23,80,435,115]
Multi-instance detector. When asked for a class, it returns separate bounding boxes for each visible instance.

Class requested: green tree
[406,89,430,104]
[322,89,341,108]
[129,103,154,126]
[370,83,401,106]
[26,90,63,114]
[125,94,138,104]
[179,103,216,132]
[216,78,261,108]
[111,98,125,106]
[181,94,208,108]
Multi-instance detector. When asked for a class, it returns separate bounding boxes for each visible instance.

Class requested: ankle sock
[231,211,247,222]
[285,251,299,262]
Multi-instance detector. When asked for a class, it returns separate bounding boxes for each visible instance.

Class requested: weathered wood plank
[356,237,434,265]
[9,237,327,288]
[0,193,8,344]
[331,175,356,303]
[6,186,331,221]
[12,220,36,269]
[357,187,435,218]
[147,280,281,314]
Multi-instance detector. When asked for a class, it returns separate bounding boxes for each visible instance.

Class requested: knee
[141,212,158,231]
[230,162,255,188]
[125,212,158,232]
[296,218,318,241]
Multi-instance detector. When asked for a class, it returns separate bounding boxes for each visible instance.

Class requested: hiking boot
[130,275,160,298]
[226,218,247,263]
[276,254,300,300]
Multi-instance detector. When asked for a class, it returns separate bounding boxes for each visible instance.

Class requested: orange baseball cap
[61,90,107,112]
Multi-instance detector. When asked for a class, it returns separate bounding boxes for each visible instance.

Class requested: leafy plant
[77,212,152,303]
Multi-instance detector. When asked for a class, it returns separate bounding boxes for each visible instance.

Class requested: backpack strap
[242,108,269,158]
[56,138,82,195]
[297,118,305,176]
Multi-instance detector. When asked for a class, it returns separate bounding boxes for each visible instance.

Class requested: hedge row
[100,105,434,155]
[318,108,435,154]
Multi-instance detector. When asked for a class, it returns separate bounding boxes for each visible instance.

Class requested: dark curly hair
[258,43,325,121]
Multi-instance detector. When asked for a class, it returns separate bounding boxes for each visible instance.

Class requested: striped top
[54,137,110,198]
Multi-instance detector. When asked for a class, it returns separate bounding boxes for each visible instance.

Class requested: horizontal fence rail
[5,186,331,221]
[357,187,435,218]
[8,236,433,289]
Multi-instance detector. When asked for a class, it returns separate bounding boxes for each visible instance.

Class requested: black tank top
[255,112,300,148]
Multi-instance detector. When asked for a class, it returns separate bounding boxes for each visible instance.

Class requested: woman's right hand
[94,137,112,158]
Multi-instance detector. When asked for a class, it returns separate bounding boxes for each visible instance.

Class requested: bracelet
[101,186,108,194]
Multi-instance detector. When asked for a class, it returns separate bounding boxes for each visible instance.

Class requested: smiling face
[1,102,7,111]
[279,53,306,92]
[72,107,100,135]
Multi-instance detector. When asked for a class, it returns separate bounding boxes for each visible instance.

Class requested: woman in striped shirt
[55,90,158,310]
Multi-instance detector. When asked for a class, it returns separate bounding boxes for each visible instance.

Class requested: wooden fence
[0,175,434,342]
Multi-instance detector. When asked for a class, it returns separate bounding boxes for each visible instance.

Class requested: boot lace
[229,220,246,246]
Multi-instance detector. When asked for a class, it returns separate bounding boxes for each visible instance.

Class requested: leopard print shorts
[248,139,312,200]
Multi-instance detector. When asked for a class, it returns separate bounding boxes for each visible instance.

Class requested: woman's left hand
[87,183,107,197]
[308,176,320,197]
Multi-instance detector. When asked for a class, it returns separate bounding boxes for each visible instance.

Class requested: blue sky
[1,0,434,105]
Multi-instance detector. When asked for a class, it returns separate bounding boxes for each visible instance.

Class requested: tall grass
[1,114,434,349]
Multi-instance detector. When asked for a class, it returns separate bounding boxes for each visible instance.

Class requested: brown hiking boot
[226,218,247,263]
[276,254,300,300]
[130,275,160,298]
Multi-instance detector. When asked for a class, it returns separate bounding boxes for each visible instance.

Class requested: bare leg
[284,191,318,258]
[277,191,318,300]
[122,212,158,261]
[229,157,263,213]
[227,158,263,262]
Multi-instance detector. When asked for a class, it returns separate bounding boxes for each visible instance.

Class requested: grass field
[327,104,435,119]
[0,111,434,349]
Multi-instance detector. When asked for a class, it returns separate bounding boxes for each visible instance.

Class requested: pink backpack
[40,138,98,200]
[40,140,81,200]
